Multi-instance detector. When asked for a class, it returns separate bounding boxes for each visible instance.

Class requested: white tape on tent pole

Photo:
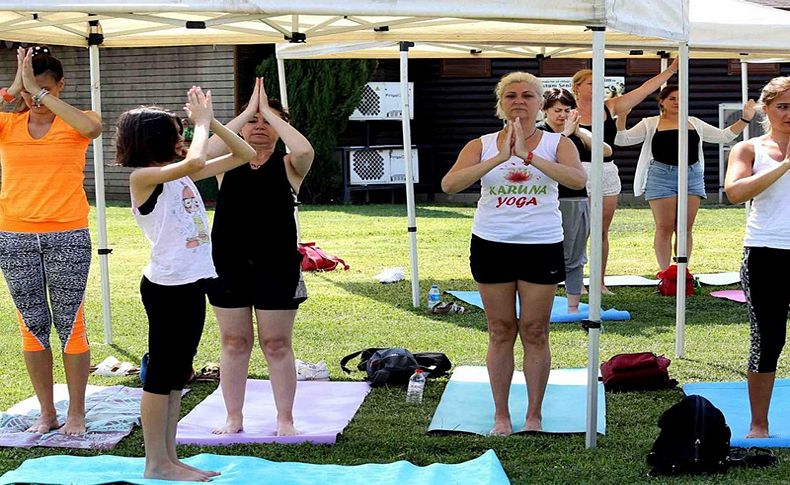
[740,60,753,218]
[675,42,689,358]
[585,28,605,451]
[89,44,113,345]
[399,44,420,308]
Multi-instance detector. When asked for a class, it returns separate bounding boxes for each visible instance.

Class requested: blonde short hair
[759,76,790,133]
[494,72,543,120]
[571,69,593,96]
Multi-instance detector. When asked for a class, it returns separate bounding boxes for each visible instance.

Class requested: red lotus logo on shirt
[504,168,532,183]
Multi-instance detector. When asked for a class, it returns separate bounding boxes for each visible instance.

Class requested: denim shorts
[644,160,706,200]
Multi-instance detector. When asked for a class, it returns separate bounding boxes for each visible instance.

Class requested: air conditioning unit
[349,82,415,120]
[348,148,419,185]
[718,103,761,202]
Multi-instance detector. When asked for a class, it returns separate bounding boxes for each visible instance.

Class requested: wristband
[739,116,751,123]
[522,151,534,166]
[0,88,14,103]
[31,88,49,108]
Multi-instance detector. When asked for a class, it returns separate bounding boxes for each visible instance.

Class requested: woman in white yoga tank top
[725,76,790,441]
[441,72,586,436]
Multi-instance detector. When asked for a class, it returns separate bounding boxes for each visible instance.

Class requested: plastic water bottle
[427,284,441,310]
[406,369,426,404]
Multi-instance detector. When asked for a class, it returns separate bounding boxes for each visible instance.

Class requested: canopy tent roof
[0,1,687,48]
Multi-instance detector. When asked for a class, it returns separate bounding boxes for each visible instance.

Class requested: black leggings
[140,276,206,395]
[742,247,790,373]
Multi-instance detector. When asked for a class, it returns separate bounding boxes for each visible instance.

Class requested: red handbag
[297,242,349,272]
[600,352,677,392]
[656,264,695,297]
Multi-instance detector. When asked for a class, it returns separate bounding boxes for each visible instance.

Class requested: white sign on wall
[540,77,625,99]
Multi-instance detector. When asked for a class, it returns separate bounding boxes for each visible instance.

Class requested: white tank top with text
[471,130,563,244]
[744,139,790,249]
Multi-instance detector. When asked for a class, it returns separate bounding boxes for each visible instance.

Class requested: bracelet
[522,151,534,166]
[740,116,751,123]
[0,88,14,104]
[31,88,49,108]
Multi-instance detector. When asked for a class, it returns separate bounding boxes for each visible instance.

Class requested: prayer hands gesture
[20,48,41,95]
[562,109,581,137]
[184,86,213,127]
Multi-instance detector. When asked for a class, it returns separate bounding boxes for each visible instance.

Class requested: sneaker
[295,359,330,381]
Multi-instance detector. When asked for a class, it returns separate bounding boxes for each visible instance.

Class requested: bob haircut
[115,106,183,168]
[494,72,543,120]
[543,88,577,110]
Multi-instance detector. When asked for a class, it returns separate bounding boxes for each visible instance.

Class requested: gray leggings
[559,198,590,296]
[0,229,91,352]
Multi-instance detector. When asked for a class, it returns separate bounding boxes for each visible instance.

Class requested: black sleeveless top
[536,121,588,199]
[211,150,301,265]
[579,104,617,164]
[651,129,701,166]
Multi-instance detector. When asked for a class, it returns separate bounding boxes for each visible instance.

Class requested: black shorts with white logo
[469,234,565,285]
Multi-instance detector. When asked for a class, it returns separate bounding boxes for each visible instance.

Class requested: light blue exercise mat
[446,291,630,323]
[0,450,510,485]
[683,379,790,448]
[429,366,605,435]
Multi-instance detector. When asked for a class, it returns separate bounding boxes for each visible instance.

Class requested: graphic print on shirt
[491,159,548,209]
[179,182,210,248]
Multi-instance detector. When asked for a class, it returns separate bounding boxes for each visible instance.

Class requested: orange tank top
[0,111,91,232]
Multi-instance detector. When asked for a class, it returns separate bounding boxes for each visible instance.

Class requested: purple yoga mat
[176,380,371,446]
[0,385,144,450]
[710,289,746,303]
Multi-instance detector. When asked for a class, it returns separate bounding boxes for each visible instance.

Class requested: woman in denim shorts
[615,85,756,271]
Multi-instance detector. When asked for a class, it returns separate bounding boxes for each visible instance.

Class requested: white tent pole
[660,52,669,89]
[740,58,752,216]
[276,55,303,243]
[585,27,605,451]
[399,42,420,308]
[88,24,112,345]
[675,42,689,358]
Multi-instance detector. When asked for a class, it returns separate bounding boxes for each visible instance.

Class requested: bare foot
[581,286,588,296]
[567,305,580,314]
[212,416,243,435]
[145,462,209,482]
[489,418,512,436]
[601,286,615,296]
[746,426,769,439]
[276,421,300,437]
[174,459,221,478]
[59,415,86,435]
[522,417,542,432]
[25,414,59,434]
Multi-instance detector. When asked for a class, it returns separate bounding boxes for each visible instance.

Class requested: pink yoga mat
[176,380,371,446]
[710,289,746,303]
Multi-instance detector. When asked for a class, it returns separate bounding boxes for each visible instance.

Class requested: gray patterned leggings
[0,229,91,353]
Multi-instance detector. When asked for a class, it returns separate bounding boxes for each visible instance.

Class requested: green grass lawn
[0,203,786,484]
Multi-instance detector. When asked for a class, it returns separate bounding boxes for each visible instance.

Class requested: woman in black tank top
[571,58,680,294]
[204,78,314,437]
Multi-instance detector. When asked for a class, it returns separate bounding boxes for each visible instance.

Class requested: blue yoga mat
[683,380,790,448]
[447,291,630,323]
[429,366,605,435]
[0,450,510,485]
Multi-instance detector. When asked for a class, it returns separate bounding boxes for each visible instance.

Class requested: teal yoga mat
[429,366,605,435]
[0,450,510,485]
[683,380,790,448]
[446,291,630,323]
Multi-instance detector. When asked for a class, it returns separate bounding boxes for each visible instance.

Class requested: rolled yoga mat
[176,380,371,445]
[0,449,511,485]
[429,366,605,435]
[683,380,790,448]
[446,291,630,323]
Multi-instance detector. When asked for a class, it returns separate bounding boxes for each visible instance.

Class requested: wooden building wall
[0,44,235,201]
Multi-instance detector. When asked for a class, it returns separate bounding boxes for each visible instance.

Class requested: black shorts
[206,258,308,310]
[470,234,565,285]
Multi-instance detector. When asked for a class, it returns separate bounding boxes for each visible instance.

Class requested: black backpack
[340,348,452,387]
[647,395,731,476]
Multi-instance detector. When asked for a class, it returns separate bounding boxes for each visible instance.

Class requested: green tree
[256,58,377,202]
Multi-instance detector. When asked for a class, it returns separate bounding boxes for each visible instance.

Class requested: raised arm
[615,116,649,146]
[206,78,260,159]
[607,58,678,117]
[20,48,101,139]
[515,118,586,189]
[725,138,790,204]
[698,99,757,143]
[190,116,256,182]
[129,87,212,204]
[258,80,314,182]
[441,124,512,194]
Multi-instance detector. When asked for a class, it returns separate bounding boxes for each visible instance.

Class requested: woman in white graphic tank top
[725,76,790,441]
[442,72,586,436]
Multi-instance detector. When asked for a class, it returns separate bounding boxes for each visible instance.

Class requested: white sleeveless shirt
[744,139,790,250]
[132,176,217,285]
[471,130,563,244]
